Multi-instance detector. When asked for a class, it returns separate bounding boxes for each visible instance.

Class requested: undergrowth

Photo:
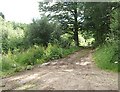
[93,42,119,72]
[0,44,80,77]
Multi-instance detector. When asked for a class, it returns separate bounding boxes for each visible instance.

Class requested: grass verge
[0,45,80,77]
[93,42,119,72]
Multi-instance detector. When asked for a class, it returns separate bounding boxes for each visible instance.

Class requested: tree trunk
[74,29,79,47]
[73,3,79,47]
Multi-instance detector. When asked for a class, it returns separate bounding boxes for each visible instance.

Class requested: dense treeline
[39,2,119,47]
[1,2,120,76]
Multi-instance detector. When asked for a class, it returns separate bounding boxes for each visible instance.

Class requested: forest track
[1,49,118,90]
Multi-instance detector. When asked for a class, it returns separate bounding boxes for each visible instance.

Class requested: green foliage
[1,44,80,77]
[50,22,63,44]
[0,16,26,53]
[110,7,120,42]
[62,46,79,56]
[15,45,45,65]
[45,44,63,60]
[1,56,13,71]
[2,30,9,53]
[1,50,22,73]
[2,2,120,77]
[84,2,119,47]
[39,2,85,46]
[93,43,119,72]
[26,17,56,47]
[109,7,120,71]
[60,33,74,48]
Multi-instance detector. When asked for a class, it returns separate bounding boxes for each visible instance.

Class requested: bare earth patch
[1,49,118,90]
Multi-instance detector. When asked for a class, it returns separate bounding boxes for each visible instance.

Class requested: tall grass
[0,44,80,77]
[93,42,119,72]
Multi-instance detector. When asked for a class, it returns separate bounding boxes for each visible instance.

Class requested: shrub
[1,50,19,71]
[1,56,13,71]
[45,44,63,60]
[15,45,45,65]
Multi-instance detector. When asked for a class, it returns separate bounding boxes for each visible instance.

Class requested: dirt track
[1,49,118,90]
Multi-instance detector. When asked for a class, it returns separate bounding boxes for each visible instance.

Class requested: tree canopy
[39,2,120,47]
[39,2,85,46]
[0,12,5,19]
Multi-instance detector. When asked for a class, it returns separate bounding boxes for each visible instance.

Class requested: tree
[84,2,119,47]
[0,12,5,19]
[39,2,84,46]
[25,17,61,47]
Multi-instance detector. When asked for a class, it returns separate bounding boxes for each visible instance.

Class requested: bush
[1,50,20,72]
[15,45,45,65]
[45,44,63,60]
[1,56,13,71]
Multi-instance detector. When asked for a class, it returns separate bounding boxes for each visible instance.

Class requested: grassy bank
[93,42,119,72]
[0,44,80,77]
